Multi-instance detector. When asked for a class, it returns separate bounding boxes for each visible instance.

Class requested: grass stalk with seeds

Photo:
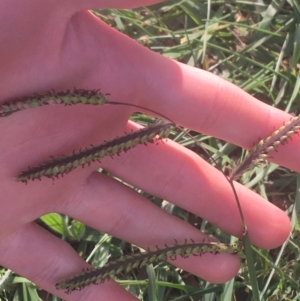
[230,115,300,182]
[56,241,244,294]
[17,122,173,183]
[0,89,109,117]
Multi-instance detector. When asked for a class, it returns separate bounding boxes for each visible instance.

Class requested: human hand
[0,1,296,300]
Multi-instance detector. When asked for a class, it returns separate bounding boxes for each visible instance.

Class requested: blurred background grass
[1,1,300,300]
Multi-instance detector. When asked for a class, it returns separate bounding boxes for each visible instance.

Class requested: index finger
[137,58,299,171]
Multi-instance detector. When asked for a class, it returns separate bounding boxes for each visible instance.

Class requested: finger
[58,171,240,284]
[0,223,139,301]
[56,12,300,172]
[98,122,290,249]
[136,51,300,171]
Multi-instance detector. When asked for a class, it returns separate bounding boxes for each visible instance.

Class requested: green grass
[1,1,300,300]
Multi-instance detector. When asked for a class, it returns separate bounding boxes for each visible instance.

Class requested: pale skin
[0,0,297,300]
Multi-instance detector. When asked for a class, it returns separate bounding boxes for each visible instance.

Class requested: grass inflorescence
[56,241,244,294]
[17,122,172,183]
[231,115,300,181]
[0,89,109,117]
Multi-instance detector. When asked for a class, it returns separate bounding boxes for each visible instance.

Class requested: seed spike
[17,123,173,183]
[0,89,109,117]
[56,241,244,294]
[230,115,300,181]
